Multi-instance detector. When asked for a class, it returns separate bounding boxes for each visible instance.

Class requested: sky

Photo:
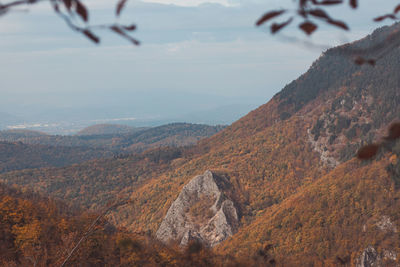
[0,0,398,130]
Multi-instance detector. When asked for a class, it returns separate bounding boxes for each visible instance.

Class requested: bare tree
[60,199,130,267]
[0,0,139,45]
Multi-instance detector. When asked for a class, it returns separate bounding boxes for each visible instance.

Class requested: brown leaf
[309,9,330,19]
[82,30,100,44]
[256,10,286,26]
[395,4,400,14]
[270,18,293,34]
[385,122,400,140]
[63,0,72,11]
[318,0,343,5]
[299,21,317,35]
[350,0,357,9]
[75,0,88,22]
[123,24,137,31]
[326,19,349,30]
[116,0,128,17]
[374,14,396,22]
[357,144,380,160]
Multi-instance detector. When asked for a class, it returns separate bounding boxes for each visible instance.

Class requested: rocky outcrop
[376,216,398,233]
[356,216,399,267]
[307,128,340,168]
[156,170,239,247]
[356,246,399,267]
[356,246,382,267]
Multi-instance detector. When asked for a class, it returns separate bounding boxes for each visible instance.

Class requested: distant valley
[0,93,260,135]
[0,123,225,173]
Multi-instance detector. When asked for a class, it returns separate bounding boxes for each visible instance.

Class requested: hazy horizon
[1,0,398,133]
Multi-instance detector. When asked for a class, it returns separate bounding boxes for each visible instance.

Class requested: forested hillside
[0,123,224,173]
[0,141,113,174]
[0,123,225,153]
[0,146,183,210]
[113,123,226,153]
[76,124,140,136]
[1,24,400,266]
[0,182,273,266]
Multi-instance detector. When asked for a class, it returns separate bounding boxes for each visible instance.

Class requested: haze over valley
[0,92,259,134]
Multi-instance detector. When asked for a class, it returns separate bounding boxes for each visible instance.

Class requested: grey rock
[156,170,239,247]
[356,246,382,267]
[383,249,397,262]
[376,216,398,233]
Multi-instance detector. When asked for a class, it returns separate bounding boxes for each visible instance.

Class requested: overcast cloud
[0,0,398,126]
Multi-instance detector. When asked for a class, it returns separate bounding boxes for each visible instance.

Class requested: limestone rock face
[356,246,382,267]
[355,216,399,267]
[356,246,399,267]
[376,216,398,233]
[156,170,238,247]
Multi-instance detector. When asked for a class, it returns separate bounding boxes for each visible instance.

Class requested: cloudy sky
[0,0,398,126]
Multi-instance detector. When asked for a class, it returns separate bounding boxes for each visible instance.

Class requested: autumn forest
[1,1,400,266]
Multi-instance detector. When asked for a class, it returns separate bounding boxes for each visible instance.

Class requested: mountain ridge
[75,124,141,136]
[0,123,225,153]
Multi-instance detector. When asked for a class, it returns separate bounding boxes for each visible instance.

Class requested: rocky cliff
[156,170,239,247]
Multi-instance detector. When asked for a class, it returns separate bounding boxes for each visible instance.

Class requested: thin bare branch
[0,0,139,46]
[60,199,131,267]
[0,0,43,11]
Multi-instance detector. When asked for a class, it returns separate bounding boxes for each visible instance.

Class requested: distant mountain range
[0,94,262,134]
[0,123,225,173]
[76,124,144,136]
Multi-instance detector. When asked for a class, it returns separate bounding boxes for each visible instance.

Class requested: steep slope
[1,24,399,265]
[109,23,400,257]
[217,151,400,265]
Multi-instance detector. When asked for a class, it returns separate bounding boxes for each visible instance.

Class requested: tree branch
[60,199,131,267]
[0,0,140,45]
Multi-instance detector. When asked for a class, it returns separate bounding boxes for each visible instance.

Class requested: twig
[59,199,130,267]
[0,0,140,45]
